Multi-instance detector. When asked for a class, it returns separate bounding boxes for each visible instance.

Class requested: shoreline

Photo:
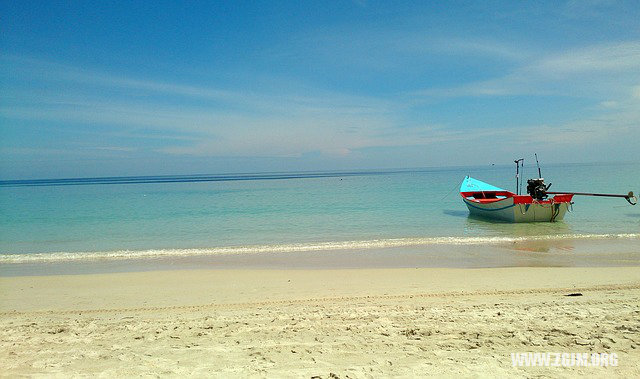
[4,233,640,262]
[2,235,640,277]
[1,266,639,376]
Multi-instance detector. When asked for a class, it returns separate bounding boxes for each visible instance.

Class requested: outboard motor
[527,178,550,201]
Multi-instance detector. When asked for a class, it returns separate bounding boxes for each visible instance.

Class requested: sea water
[0,162,638,270]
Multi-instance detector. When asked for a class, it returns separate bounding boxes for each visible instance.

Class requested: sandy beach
[1,266,639,377]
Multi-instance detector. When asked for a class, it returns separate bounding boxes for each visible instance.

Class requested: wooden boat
[459,176,574,222]
[459,156,636,223]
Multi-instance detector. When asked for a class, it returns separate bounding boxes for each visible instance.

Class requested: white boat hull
[463,197,570,223]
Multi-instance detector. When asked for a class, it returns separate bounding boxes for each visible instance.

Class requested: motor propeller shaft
[546,191,637,205]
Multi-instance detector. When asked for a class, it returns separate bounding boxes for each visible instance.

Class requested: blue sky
[1,1,639,178]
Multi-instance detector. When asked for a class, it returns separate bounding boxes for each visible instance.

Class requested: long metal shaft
[547,191,630,198]
[547,191,637,205]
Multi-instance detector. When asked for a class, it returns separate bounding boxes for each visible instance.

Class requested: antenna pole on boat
[535,153,542,178]
[514,158,524,195]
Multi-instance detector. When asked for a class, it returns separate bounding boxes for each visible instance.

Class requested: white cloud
[414,41,640,98]
[1,57,401,158]
[534,41,640,75]
[418,38,530,61]
[1,55,237,101]
[2,52,639,165]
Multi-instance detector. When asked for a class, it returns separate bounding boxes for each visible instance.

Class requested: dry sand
[1,267,639,377]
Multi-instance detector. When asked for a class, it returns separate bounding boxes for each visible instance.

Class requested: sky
[1,0,640,179]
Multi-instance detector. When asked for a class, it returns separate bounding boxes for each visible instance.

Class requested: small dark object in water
[565,293,583,297]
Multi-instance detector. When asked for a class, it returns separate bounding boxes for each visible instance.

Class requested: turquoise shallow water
[0,162,639,264]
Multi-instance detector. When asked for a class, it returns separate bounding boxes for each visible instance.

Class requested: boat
[459,156,636,223]
[459,176,573,222]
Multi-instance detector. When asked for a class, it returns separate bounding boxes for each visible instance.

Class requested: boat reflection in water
[463,214,575,253]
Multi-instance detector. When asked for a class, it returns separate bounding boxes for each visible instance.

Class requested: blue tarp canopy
[459,176,506,193]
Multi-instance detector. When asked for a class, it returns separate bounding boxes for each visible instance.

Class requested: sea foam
[1,233,638,264]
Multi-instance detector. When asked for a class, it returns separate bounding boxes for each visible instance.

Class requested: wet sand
[2,236,639,277]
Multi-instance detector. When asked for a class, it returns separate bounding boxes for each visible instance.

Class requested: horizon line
[1,161,636,187]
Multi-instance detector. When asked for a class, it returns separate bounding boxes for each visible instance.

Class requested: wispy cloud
[535,41,640,75]
[414,41,640,98]
[2,43,639,168]
[399,37,530,61]
[2,55,237,101]
[276,29,529,73]
[1,56,403,157]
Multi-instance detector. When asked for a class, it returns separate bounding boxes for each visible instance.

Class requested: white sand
[1,267,639,377]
